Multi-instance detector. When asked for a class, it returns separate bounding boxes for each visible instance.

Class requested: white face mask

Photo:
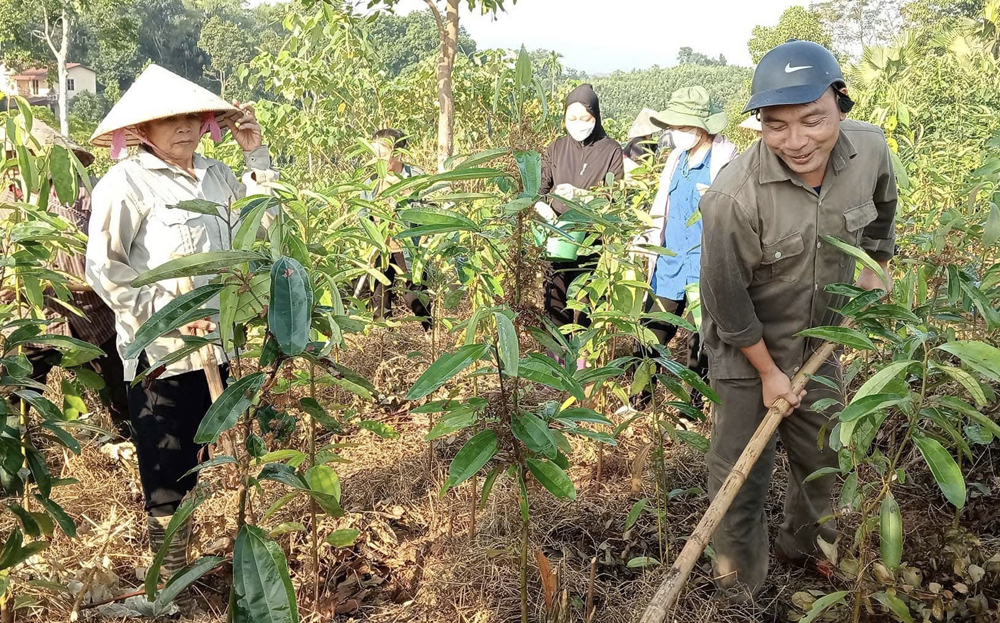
[566,119,596,142]
[670,129,700,152]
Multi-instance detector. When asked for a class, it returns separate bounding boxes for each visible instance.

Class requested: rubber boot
[148,514,196,615]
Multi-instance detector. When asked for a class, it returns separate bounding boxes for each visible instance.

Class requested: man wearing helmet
[699,40,897,602]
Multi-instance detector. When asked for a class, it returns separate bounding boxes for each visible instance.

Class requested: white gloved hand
[533,201,557,223]
[552,183,578,200]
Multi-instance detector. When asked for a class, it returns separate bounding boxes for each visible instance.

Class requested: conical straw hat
[628,108,659,139]
[90,64,240,148]
[0,117,94,166]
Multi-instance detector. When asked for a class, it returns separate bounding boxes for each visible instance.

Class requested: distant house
[7,64,97,103]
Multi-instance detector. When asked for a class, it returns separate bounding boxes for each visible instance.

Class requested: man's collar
[758,127,858,185]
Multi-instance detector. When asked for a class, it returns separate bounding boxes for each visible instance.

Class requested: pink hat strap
[110,129,128,160]
[200,112,223,142]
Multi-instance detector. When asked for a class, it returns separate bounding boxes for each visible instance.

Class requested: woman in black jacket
[537,84,623,334]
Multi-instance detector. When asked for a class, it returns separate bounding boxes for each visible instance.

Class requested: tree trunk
[426,0,459,172]
[57,7,70,136]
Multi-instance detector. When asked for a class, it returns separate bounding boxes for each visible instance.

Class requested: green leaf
[193,373,267,444]
[269,257,313,357]
[425,408,477,441]
[406,344,490,401]
[796,326,876,351]
[8,506,41,538]
[520,353,586,401]
[800,591,849,623]
[479,467,501,509]
[124,284,223,360]
[131,251,262,287]
[820,236,886,284]
[23,335,104,367]
[959,281,1000,330]
[40,422,81,455]
[445,430,498,490]
[305,465,343,516]
[181,456,237,480]
[324,529,359,548]
[937,341,1000,383]
[931,363,988,407]
[512,412,557,458]
[233,197,276,250]
[154,556,225,610]
[494,312,519,377]
[554,407,612,425]
[853,361,916,400]
[145,491,206,598]
[625,498,648,532]
[914,435,966,508]
[172,199,222,216]
[269,523,306,537]
[232,525,299,623]
[24,446,51,498]
[626,556,660,568]
[49,146,77,206]
[839,393,907,423]
[397,207,480,233]
[13,390,63,422]
[872,591,915,623]
[983,203,1000,247]
[514,150,542,198]
[526,458,576,500]
[357,420,399,439]
[671,429,710,454]
[656,357,720,404]
[880,494,902,570]
[0,529,46,572]
[804,466,842,483]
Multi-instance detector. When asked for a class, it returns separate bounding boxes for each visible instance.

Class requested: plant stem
[309,362,320,608]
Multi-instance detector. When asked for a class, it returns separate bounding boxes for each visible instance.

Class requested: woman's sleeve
[226,146,280,200]
[608,146,624,181]
[84,173,162,337]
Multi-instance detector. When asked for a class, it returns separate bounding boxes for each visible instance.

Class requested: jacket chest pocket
[843,200,877,244]
[150,205,205,258]
[754,232,805,283]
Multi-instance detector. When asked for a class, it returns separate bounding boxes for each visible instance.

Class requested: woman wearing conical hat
[84,64,278,611]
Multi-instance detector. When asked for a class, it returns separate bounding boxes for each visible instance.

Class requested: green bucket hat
[651,86,728,135]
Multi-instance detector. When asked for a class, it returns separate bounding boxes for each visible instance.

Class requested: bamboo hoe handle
[638,334,842,623]
[176,277,225,403]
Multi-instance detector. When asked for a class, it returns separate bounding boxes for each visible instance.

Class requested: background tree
[748,5,833,63]
[812,0,904,56]
[199,15,255,98]
[367,8,477,77]
[676,46,727,66]
[369,0,513,171]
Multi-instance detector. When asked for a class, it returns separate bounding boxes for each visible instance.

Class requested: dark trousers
[544,258,591,328]
[373,250,432,331]
[129,363,224,517]
[634,294,708,409]
[17,335,130,438]
[707,361,842,594]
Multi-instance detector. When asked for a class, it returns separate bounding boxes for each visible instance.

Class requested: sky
[355,0,804,74]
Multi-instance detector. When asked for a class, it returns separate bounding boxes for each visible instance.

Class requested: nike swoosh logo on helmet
[784,63,813,73]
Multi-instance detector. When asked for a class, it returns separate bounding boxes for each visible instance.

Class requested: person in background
[700,40,896,603]
[622,107,660,177]
[0,120,130,439]
[85,64,278,610]
[632,87,738,409]
[364,128,432,331]
[537,84,624,335]
[740,114,763,138]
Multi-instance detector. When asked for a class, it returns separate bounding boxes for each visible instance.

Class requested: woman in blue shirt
[633,87,739,408]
